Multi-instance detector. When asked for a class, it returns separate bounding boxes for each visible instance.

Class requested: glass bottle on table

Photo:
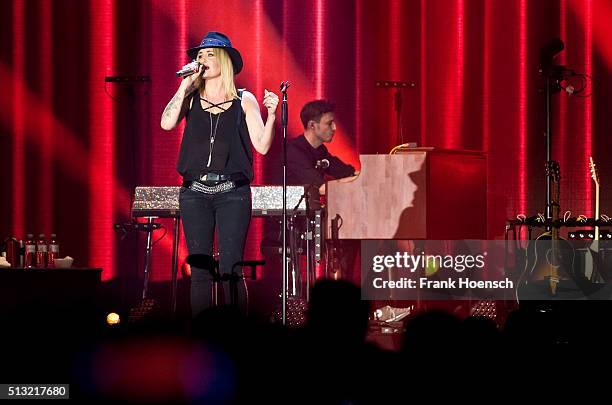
[24,234,36,268]
[35,233,47,268]
[47,234,59,268]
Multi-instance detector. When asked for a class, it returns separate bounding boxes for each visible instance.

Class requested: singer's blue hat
[187,31,243,74]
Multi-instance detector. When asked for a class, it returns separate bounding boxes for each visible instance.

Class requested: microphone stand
[374,80,416,146]
[394,88,403,145]
[280,81,290,325]
[538,38,565,231]
[544,73,554,231]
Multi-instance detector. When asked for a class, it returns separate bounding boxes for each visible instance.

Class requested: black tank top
[176,90,254,181]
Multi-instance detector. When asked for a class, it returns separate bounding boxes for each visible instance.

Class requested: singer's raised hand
[263,89,279,115]
[179,64,202,95]
[161,64,202,130]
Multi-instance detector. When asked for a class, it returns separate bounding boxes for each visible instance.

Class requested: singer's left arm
[242,90,278,155]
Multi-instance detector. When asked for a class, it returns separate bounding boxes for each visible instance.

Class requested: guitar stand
[326,214,343,279]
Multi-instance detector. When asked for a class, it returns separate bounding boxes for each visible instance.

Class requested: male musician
[287,100,359,194]
[286,100,360,283]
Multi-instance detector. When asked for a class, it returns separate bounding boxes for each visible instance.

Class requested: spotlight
[106,312,120,326]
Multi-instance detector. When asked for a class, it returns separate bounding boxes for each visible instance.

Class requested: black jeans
[179,184,251,316]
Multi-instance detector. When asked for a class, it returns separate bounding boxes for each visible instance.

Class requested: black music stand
[140,218,159,300]
[186,254,264,309]
[130,186,182,315]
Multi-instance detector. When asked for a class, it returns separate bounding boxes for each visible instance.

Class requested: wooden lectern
[326,148,486,239]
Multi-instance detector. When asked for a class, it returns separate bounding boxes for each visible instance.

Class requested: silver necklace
[206,111,222,167]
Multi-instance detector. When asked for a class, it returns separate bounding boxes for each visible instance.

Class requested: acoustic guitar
[585,157,605,281]
[525,161,575,295]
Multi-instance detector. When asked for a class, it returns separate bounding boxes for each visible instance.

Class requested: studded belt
[182,178,249,195]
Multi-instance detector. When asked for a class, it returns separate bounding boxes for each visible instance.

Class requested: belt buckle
[199,173,217,182]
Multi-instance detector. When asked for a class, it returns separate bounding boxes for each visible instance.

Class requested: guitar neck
[590,157,600,242]
[551,179,560,239]
[595,183,600,241]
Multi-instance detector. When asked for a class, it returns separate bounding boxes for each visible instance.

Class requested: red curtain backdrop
[2,0,612,280]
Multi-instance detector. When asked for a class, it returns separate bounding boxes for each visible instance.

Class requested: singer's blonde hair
[197,48,238,100]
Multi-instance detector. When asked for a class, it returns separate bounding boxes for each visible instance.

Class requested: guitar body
[583,244,610,282]
[527,232,575,283]
[517,233,577,301]
[520,161,576,298]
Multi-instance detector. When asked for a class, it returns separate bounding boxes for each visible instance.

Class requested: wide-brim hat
[186,31,243,75]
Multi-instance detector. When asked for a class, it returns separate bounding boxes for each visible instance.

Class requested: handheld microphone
[176,60,201,77]
[279,81,291,92]
[315,159,330,169]
[279,81,290,127]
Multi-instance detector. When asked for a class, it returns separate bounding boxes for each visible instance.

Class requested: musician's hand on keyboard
[321,172,359,195]
[319,183,326,195]
[339,174,359,183]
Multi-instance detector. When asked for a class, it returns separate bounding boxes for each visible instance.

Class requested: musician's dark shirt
[287,134,356,187]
